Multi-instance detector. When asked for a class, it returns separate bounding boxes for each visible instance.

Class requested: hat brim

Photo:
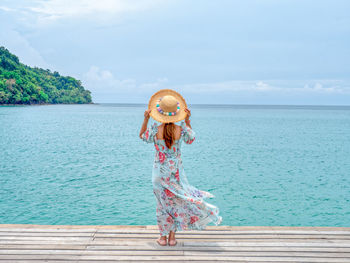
[148,89,188,123]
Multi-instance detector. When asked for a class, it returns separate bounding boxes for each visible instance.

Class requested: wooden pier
[0,224,350,262]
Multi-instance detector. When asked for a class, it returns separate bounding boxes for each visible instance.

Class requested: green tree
[0,46,93,105]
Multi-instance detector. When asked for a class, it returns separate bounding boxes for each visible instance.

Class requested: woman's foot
[168,231,177,246]
[156,235,167,246]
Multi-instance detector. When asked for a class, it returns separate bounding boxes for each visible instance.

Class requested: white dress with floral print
[141,120,222,236]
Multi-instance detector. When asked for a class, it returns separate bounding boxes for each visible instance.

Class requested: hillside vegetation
[0,47,92,104]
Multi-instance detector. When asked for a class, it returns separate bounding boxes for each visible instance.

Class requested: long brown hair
[164,122,175,149]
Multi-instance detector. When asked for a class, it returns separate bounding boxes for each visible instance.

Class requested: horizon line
[92,102,350,107]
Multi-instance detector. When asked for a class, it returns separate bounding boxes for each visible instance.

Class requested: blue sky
[1,0,349,105]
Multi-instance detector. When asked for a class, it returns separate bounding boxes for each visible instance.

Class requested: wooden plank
[92,238,350,243]
[2,236,350,243]
[96,229,350,234]
[2,239,348,246]
[0,261,81,263]
[4,227,350,233]
[0,249,184,256]
[2,229,350,236]
[1,249,350,258]
[76,261,343,263]
[84,245,350,252]
[2,255,349,263]
[0,228,95,234]
[2,244,350,253]
[183,251,350,257]
[0,236,92,241]
[0,254,81,260]
[74,261,298,263]
[14,239,343,247]
[0,245,86,253]
[95,230,350,235]
[76,261,189,263]
[0,258,347,263]
[0,254,349,262]
[0,232,93,237]
[0,224,349,263]
[93,233,350,239]
[89,262,345,263]
[89,239,350,245]
[77,256,350,262]
[184,241,350,247]
[0,240,92,245]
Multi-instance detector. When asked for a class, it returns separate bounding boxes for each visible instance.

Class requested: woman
[139,89,222,246]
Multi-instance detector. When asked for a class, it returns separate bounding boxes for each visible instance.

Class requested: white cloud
[82,66,350,103]
[297,82,349,94]
[81,65,350,103]
[0,0,169,27]
[82,66,171,102]
[0,29,49,69]
[0,6,14,12]
[254,81,278,91]
[172,80,350,95]
[83,66,169,95]
[139,78,168,89]
[24,0,165,25]
[83,66,136,91]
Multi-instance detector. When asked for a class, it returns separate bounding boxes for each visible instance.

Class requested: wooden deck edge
[0,224,349,231]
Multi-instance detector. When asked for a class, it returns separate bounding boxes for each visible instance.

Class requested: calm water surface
[0,103,349,226]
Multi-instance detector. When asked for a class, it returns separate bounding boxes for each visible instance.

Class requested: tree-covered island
[0,46,92,105]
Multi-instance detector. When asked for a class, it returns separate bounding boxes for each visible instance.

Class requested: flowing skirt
[152,159,222,236]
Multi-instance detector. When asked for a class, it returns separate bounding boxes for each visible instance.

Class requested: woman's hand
[144,109,151,120]
[185,108,191,122]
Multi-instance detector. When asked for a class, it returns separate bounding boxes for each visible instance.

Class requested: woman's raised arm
[139,109,151,139]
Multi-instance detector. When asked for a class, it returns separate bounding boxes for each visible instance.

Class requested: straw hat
[148,89,188,123]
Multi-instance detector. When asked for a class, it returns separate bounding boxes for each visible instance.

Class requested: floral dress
[141,120,222,236]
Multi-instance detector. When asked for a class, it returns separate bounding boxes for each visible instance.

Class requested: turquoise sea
[0,104,349,227]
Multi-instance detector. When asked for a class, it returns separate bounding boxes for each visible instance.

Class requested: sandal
[156,237,167,246]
